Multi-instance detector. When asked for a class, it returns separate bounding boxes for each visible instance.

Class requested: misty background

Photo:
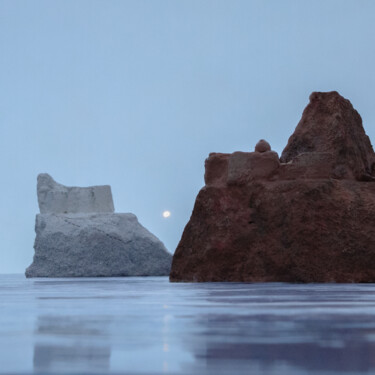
[1,0,375,273]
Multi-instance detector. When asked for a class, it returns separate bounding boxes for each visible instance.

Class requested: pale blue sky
[1,0,375,273]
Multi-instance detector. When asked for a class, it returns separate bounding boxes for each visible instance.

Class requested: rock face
[281,92,375,181]
[37,174,114,214]
[26,175,171,277]
[170,91,375,282]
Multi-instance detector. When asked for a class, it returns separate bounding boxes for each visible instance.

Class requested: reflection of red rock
[170,92,375,282]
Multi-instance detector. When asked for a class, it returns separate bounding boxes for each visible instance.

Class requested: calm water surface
[1,274,375,374]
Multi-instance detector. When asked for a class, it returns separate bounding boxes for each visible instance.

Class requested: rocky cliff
[170,91,375,282]
[26,174,171,277]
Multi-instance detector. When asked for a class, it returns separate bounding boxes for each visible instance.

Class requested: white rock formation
[26,174,172,277]
[37,173,114,214]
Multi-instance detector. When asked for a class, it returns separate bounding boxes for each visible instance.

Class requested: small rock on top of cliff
[255,139,271,153]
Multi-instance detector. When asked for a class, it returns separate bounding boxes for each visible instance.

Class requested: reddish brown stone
[227,151,280,184]
[278,152,335,180]
[170,92,375,282]
[281,91,375,181]
[204,153,229,187]
[255,139,271,153]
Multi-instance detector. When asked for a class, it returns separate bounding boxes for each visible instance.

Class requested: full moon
[162,210,171,218]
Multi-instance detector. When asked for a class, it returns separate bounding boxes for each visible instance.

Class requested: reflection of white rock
[26,174,172,277]
[34,344,111,372]
[37,173,114,214]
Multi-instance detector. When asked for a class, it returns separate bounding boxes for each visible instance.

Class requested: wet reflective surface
[1,275,375,374]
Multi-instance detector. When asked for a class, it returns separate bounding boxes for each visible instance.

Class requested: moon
[162,210,171,218]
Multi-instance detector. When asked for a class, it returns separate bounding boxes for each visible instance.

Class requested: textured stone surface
[170,91,375,282]
[227,151,280,184]
[204,153,230,186]
[255,139,271,153]
[26,213,172,277]
[27,174,172,277]
[37,173,114,214]
[281,91,375,181]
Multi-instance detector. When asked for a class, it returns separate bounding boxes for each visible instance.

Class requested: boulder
[255,139,271,153]
[170,92,375,282]
[26,213,171,277]
[26,175,172,277]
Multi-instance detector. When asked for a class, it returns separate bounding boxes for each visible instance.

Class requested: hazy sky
[1,0,375,273]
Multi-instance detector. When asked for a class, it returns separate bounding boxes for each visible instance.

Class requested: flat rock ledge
[26,175,171,277]
[170,91,375,283]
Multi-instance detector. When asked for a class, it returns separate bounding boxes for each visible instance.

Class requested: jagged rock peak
[281,91,375,181]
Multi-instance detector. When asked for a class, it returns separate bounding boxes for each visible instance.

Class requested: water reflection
[34,345,110,372]
[188,313,375,373]
[33,315,111,373]
[31,280,375,374]
[2,275,375,374]
[181,286,375,374]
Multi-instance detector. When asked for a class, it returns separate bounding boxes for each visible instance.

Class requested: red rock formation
[170,92,375,282]
[281,91,375,181]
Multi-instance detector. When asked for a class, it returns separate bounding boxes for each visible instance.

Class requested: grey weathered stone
[37,173,114,214]
[26,213,172,277]
[26,174,172,277]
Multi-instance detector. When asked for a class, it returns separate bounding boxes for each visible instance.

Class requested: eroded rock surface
[170,91,375,282]
[26,213,171,277]
[281,91,375,181]
[27,175,171,277]
[37,174,114,214]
